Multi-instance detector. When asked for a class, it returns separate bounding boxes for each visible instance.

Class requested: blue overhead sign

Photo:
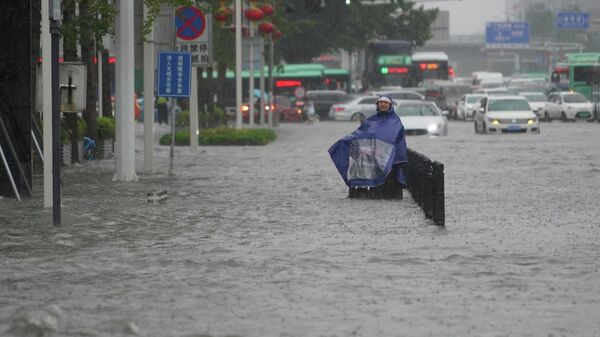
[557,12,589,29]
[485,22,530,48]
[157,51,192,98]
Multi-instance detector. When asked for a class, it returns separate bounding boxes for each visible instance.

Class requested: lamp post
[49,0,61,226]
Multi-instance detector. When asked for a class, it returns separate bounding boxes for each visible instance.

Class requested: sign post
[157,51,192,174]
[175,6,212,152]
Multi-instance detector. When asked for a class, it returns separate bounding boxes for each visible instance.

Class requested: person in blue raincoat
[328,95,408,197]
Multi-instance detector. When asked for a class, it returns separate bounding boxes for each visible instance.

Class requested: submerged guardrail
[403,148,445,226]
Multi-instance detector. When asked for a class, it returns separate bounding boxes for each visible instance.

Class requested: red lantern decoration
[273,30,283,39]
[260,4,274,16]
[215,7,232,22]
[258,22,275,34]
[245,7,264,21]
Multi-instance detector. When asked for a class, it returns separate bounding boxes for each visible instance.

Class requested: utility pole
[49,0,61,226]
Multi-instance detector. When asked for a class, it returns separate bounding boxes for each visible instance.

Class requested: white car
[519,92,547,118]
[474,95,539,134]
[329,95,378,121]
[396,100,448,136]
[545,91,594,122]
[457,94,486,120]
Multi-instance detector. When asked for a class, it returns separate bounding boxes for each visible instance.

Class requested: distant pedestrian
[157,96,168,124]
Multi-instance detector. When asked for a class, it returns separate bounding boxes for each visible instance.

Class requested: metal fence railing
[403,148,445,226]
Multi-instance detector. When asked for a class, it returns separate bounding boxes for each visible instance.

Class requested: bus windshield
[364,40,413,89]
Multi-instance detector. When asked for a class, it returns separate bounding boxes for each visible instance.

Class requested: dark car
[422,82,472,119]
[274,95,306,123]
[306,90,351,120]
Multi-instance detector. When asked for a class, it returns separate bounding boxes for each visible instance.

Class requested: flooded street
[1,120,600,337]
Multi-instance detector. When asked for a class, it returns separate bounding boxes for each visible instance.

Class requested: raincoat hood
[328,109,408,188]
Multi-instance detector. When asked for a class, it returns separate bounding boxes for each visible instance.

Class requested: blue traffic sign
[557,12,589,29]
[157,52,192,98]
[486,22,530,47]
[175,7,206,41]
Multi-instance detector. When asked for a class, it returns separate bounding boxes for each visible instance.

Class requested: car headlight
[427,124,439,133]
[527,118,537,125]
[488,118,500,125]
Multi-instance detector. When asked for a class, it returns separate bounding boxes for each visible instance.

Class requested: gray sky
[421,0,507,35]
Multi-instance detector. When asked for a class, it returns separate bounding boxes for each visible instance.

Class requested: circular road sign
[175,6,206,41]
[294,86,306,99]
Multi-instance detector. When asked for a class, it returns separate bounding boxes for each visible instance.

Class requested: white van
[472,71,504,89]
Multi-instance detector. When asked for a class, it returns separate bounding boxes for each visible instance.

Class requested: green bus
[213,63,352,106]
[552,53,600,99]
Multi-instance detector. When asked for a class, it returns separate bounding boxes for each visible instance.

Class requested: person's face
[377,100,391,112]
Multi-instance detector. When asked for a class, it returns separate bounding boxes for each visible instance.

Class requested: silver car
[329,95,378,121]
[545,91,594,122]
[396,100,448,136]
[371,90,425,101]
[457,94,486,120]
[519,92,547,118]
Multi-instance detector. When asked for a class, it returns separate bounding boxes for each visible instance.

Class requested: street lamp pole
[49,0,62,226]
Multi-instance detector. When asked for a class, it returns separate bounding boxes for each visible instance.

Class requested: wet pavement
[1,120,600,337]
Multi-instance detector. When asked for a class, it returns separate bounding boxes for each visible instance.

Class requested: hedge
[159,128,276,146]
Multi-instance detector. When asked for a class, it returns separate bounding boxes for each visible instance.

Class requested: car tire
[351,113,364,122]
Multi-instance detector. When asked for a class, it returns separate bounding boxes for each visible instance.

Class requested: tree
[277,0,438,63]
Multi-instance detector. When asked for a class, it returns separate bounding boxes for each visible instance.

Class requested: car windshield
[397,104,439,116]
[522,94,546,102]
[466,95,486,103]
[563,93,588,103]
[488,99,531,111]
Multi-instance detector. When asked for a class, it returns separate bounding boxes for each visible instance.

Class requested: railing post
[423,157,433,219]
[432,161,445,226]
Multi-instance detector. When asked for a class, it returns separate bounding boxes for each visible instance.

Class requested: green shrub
[200,106,226,128]
[97,116,115,139]
[60,115,87,144]
[176,110,189,127]
[159,128,276,146]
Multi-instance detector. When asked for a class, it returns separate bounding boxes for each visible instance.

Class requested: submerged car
[457,93,487,120]
[306,90,351,120]
[545,91,594,122]
[395,100,448,136]
[329,95,378,121]
[474,95,539,134]
[519,92,547,118]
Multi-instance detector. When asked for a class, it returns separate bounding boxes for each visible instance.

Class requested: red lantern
[260,4,274,16]
[215,7,232,22]
[245,7,264,21]
[258,22,275,34]
[273,30,283,39]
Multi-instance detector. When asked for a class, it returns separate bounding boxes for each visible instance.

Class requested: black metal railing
[403,148,445,226]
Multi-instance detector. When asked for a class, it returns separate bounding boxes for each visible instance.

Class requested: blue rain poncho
[328,104,408,188]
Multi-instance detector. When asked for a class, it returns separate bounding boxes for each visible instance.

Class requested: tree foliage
[278,0,438,63]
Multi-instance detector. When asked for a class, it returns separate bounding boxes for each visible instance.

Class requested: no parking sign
[175,6,213,66]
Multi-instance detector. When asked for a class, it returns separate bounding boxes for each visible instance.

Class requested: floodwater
[1,120,600,337]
